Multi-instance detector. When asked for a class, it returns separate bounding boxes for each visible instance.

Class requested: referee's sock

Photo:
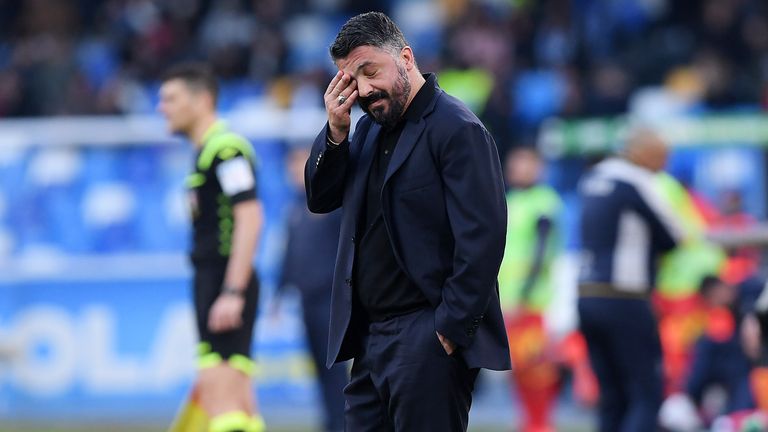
[209,411,252,432]
[248,414,266,432]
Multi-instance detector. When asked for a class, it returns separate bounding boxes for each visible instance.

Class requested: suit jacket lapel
[383,119,426,186]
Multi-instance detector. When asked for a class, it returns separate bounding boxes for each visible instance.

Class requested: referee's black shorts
[193,262,259,375]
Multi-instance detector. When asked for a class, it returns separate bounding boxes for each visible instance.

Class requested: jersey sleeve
[209,134,259,204]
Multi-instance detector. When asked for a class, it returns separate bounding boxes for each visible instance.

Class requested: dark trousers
[302,298,348,432]
[578,297,663,432]
[344,308,479,432]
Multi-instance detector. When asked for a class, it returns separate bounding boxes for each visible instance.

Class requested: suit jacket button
[345,278,352,286]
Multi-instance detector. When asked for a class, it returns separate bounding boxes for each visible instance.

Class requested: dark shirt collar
[402,73,437,123]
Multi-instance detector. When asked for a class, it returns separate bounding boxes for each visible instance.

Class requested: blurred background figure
[745,281,768,413]
[577,129,685,432]
[159,63,265,432]
[652,172,726,395]
[276,146,346,432]
[710,190,763,287]
[500,146,561,432]
[660,275,754,431]
[687,276,754,419]
[498,146,596,432]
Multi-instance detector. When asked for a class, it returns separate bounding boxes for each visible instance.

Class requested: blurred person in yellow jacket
[499,147,596,432]
[653,173,726,394]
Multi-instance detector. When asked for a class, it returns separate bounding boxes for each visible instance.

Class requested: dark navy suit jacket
[305,76,510,371]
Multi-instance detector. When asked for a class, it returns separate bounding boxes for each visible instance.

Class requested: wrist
[326,128,347,146]
[221,284,245,298]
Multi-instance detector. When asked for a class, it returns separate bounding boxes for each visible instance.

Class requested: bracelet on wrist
[221,285,245,298]
[327,133,343,146]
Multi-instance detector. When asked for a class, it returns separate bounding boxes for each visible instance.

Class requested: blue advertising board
[0,270,317,423]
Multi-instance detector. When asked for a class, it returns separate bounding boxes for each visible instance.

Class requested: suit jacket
[305,75,510,370]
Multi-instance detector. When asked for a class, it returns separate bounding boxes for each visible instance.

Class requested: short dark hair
[161,62,219,104]
[329,12,409,60]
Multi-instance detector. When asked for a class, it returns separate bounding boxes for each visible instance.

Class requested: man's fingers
[208,313,220,332]
[331,87,357,112]
[226,315,242,331]
[340,90,358,110]
[325,70,343,95]
[338,80,357,99]
[329,73,352,97]
[208,305,226,333]
[210,314,229,333]
[208,304,243,333]
[436,331,455,355]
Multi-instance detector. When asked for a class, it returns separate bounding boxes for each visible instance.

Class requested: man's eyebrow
[354,61,374,74]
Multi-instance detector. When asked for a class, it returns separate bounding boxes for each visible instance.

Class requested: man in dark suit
[304,12,510,432]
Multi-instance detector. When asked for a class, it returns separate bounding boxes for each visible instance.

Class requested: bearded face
[357,62,411,129]
[335,45,415,129]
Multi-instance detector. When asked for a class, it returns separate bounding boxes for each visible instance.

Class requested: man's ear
[401,46,415,71]
[202,91,217,112]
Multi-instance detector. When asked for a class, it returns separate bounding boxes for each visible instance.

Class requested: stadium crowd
[0,0,767,149]
[3,1,768,430]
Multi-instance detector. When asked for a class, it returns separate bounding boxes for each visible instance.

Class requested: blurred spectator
[584,62,632,116]
[199,0,254,78]
[689,276,754,414]
[499,147,564,432]
[653,173,726,395]
[660,275,756,431]
[744,280,768,412]
[498,146,598,432]
[709,190,762,287]
[0,0,763,147]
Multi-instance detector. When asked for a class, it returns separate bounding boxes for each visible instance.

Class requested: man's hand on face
[324,71,358,143]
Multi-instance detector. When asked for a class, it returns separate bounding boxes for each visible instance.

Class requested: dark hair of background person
[161,62,220,105]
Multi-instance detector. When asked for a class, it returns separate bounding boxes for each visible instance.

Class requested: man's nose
[357,81,374,98]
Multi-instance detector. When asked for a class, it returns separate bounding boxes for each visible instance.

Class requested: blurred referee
[159,63,265,432]
[577,128,685,432]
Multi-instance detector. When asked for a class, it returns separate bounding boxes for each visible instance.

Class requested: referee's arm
[209,148,263,332]
[224,200,263,294]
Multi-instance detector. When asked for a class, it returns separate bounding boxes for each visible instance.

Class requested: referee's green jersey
[186,121,259,264]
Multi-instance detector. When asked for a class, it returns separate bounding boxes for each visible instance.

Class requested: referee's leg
[194,266,262,432]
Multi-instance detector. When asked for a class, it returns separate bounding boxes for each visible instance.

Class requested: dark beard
[358,65,411,129]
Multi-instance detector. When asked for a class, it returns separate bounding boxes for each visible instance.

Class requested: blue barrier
[0,274,317,422]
